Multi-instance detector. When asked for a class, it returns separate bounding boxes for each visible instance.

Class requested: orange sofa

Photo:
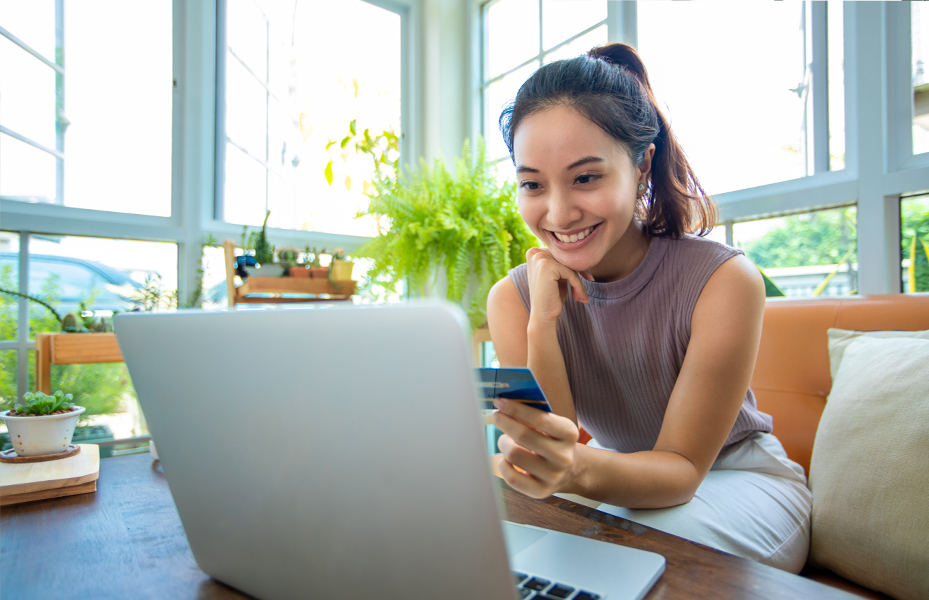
[750,293,929,598]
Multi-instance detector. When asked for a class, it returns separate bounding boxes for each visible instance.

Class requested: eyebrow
[516,156,604,175]
[566,156,604,170]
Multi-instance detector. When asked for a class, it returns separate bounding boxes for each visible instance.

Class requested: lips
[548,223,600,245]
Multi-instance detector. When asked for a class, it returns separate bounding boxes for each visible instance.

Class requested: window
[901,194,929,293]
[481,0,608,178]
[913,2,929,156]
[219,0,402,236]
[0,1,173,216]
[733,207,858,298]
[639,2,834,195]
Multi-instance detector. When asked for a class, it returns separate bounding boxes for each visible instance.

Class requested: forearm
[565,444,703,509]
[526,319,577,423]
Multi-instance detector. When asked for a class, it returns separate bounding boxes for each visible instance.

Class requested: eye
[575,173,601,185]
[519,180,541,191]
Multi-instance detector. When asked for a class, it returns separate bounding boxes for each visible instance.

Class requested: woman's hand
[524,248,591,324]
[493,398,581,498]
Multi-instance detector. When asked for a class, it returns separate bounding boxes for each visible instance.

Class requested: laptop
[114,302,665,600]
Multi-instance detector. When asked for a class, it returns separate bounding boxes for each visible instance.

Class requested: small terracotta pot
[288,266,310,278]
[310,267,329,279]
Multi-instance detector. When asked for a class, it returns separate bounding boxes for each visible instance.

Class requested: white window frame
[474,1,929,296]
[0,0,415,403]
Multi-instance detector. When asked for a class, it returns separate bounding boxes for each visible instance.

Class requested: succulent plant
[11,390,76,416]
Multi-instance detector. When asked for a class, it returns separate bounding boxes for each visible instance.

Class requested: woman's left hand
[493,398,580,498]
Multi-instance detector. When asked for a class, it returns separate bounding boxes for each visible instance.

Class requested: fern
[356,138,538,330]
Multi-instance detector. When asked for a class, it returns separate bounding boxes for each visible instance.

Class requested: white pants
[588,432,812,573]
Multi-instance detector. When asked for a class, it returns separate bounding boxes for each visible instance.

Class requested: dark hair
[499,43,717,238]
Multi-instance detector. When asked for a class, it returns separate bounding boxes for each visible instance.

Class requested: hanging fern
[356,138,538,330]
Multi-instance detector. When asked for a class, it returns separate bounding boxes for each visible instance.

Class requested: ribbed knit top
[508,234,773,454]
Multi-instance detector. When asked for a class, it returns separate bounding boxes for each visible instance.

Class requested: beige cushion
[826,327,929,382]
[809,335,929,600]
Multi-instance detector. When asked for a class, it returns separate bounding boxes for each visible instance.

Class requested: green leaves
[13,390,76,415]
[324,161,334,186]
[355,137,537,329]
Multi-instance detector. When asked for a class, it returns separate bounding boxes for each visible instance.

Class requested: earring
[637,183,646,192]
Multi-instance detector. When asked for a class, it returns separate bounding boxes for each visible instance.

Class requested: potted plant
[355,138,538,329]
[306,246,329,279]
[328,249,354,287]
[1,390,85,457]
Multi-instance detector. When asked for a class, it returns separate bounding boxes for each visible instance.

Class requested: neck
[589,222,651,283]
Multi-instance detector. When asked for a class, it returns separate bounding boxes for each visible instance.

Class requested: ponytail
[500,43,718,238]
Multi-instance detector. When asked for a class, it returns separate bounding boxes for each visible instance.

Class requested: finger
[579,270,594,282]
[497,455,550,499]
[567,270,590,304]
[494,399,579,444]
[497,434,567,483]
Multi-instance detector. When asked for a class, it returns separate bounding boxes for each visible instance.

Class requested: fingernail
[493,399,506,410]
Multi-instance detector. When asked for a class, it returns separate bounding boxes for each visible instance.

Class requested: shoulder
[669,233,743,263]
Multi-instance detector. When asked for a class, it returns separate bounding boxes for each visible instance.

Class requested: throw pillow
[809,335,929,600]
[826,328,929,382]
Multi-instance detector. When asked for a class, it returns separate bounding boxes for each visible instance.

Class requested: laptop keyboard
[513,571,601,600]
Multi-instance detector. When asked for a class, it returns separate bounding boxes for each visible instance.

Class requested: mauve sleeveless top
[508,234,773,453]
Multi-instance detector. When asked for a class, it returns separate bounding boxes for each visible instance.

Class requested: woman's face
[512,105,653,280]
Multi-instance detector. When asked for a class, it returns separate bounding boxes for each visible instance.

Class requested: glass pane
[227,0,268,82]
[828,1,845,171]
[0,132,57,201]
[63,1,172,216]
[226,54,269,162]
[542,0,606,52]
[913,2,929,155]
[734,206,858,298]
[200,245,229,309]
[0,0,57,61]
[224,142,268,227]
[901,195,929,293]
[485,0,540,80]
[27,236,178,330]
[50,362,147,444]
[639,2,808,194]
[484,61,539,162]
[0,351,17,424]
[224,0,400,235]
[0,36,57,149]
[542,25,607,65]
[0,232,19,340]
[703,226,728,246]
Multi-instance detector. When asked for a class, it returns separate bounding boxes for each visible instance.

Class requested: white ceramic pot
[1,407,86,457]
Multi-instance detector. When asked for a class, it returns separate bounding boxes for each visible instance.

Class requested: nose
[547,187,583,230]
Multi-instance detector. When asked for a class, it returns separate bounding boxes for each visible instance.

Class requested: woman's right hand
[524,247,591,324]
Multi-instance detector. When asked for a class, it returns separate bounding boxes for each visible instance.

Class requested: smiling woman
[486,43,812,574]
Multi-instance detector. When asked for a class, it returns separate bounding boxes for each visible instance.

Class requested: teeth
[554,226,593,243]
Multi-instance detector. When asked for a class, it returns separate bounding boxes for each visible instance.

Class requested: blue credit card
[475,367,552,413]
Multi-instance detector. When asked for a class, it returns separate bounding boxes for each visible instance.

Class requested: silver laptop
[114,302,665,600]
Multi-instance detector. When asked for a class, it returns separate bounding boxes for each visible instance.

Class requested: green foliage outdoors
[356,138,538,329]
[740,207,859,270]
[11,390,75,415]
[0,264,127,421]
[739,201,929,293]
[902,199,929,292]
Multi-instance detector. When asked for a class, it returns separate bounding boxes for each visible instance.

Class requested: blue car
[0,252,142,315]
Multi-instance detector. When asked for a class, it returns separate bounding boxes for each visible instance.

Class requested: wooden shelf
[35,332,123,395]
[223,240,355,306]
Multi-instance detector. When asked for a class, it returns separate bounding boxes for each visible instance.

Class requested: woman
[487,43,812,573]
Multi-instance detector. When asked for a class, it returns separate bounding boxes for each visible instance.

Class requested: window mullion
[17,232,30,402]
[607,0,636,48]
[811,1,829,174]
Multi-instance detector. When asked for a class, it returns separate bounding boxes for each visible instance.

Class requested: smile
[550,224,598,244]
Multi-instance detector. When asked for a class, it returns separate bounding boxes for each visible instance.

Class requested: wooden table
[0,453,859,600]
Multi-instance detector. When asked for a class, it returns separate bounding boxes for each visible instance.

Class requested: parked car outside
[0,252,143,315]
